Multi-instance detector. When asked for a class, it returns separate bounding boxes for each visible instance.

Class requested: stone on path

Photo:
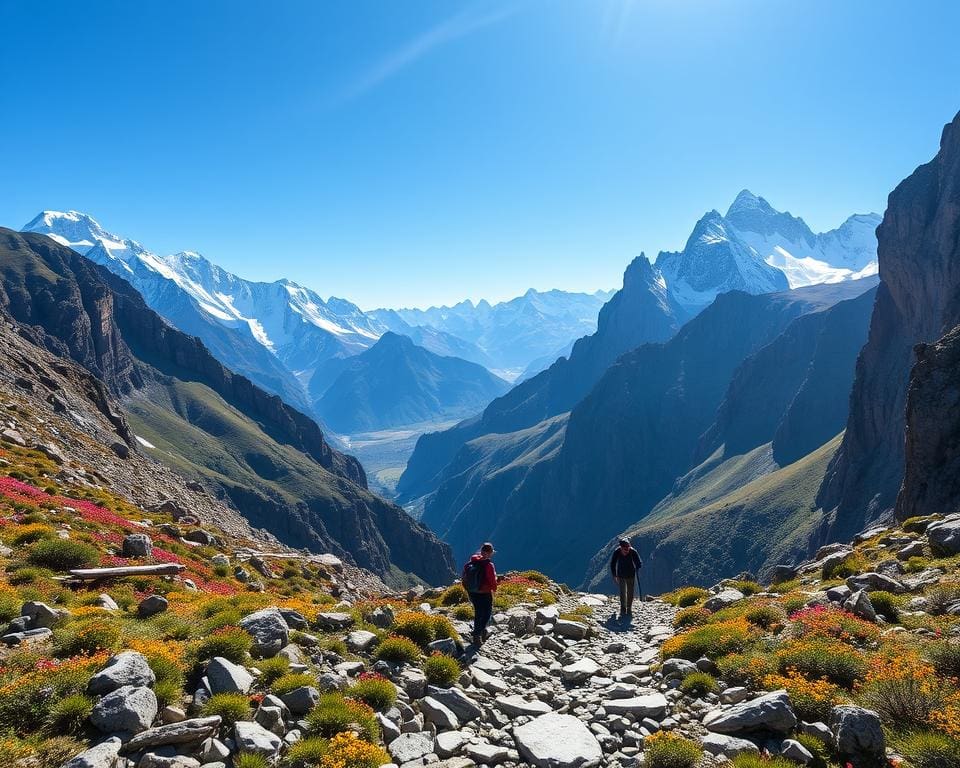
[472,665,509,694]
[603,692,668,719]
[435,730,469,758]
[495,694,553,717]
[427,685,483,723]
[389,732,435,764]
[421,696,460,730]
[553,619,589,639]
[466,741,509,765]
[561,657,601,684]
[514,712,603,768]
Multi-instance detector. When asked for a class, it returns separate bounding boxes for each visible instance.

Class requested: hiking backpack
[461,559,485,593]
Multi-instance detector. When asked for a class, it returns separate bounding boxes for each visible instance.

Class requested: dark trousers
[618,576,635,615]
[470,591,494,637]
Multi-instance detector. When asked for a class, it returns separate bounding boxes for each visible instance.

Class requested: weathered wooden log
[69,563,186,580]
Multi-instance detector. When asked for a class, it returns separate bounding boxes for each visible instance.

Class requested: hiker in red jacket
[462,542,498,646]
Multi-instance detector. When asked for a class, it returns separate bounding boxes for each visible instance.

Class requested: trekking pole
[636,571,644,603]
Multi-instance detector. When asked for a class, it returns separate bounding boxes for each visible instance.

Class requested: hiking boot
[482,628,490,641]
[472,632,483,647]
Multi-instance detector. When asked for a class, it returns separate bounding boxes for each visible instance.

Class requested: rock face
[0,228,455,586]
[897,325,960,522]
[704,690,798,734]
[820,109,960,537]
[513,712,603,768]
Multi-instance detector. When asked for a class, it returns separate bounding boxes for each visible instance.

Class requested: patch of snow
[134,435,156,449]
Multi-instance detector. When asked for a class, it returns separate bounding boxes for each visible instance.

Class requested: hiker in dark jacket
[464,542,498,646]
[610,538,642,619]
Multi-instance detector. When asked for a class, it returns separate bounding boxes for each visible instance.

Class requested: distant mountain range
[0,227,454,586]
[23,211,608,434]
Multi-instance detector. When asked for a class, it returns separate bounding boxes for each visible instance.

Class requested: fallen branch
[68,563,186,580]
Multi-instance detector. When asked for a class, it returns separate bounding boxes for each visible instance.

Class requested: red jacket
[470,554,498,593]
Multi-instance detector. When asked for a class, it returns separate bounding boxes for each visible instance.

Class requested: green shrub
[423,652,460,687]
[374,635,421,664]
[730,755,795,768]
[664,587,709,608]
[891,731,960,768]
[201,692,251,726]
[347,675,397,711]
[776,640,866,689]
[867,590,900,622]
[439,584,468,605]
[452,604,474,621]
[201,608,243,633]
[256,655,290,686]
[391,611,456,648]
[927,641,960,678]
[52,617,122,657]
[154,678,183,709]
[660,619,755,660]
[12,525,55,545]
[728,580,762,596]
[905,556,932,573]
[192,627,252,664]
[795,733,831,768]
[824,553,866,579]
[644,731,703,768]
[858,674,947,731]
[321,637,349,656]
[0,589,19,623]
[45,693,93,736]
[517,570,550,584]
[28,539,99,570]
[271,672,317,697]
[305,693,379,742]
[744,603,787,630]
[679,671,718,697]
[286,736,329,765]
[926,585,960,615]
[0,651,100,735]
[903,516,937,533]
[234,754,271,768]
[716,652,775,688]
[8,565,46,585]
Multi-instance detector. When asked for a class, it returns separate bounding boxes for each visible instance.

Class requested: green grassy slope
[584,434,843,594]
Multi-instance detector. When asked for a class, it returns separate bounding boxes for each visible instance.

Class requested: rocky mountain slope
[415,281,875,586]
[0,228,454,586]
[314,333,510,434]
[817,110,960,542]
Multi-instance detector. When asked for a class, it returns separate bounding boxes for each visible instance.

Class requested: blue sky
[2,0,959,310]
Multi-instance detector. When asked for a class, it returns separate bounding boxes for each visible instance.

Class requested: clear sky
[2,1,959,310]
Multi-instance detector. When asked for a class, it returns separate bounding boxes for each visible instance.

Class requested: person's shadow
[602,614,634,633]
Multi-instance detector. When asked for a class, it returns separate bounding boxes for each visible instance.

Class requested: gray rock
[495,694,553,717]
[720,687,749,705]
[561,657,601,684]
[21,600,63,629]
[421,696,460,730]
[701,733,759,758]
[435,730,468,758]
[122,533,153,557]
[799,720,834,748]
[161,706,186,724]
[896,540,926,560]
[2,627,52,646]
[661,658,698,680]
[0,428,26,446]
[255,704,286,736]
[843,590,877,622]
[553,619,589,639]
[389,732,435,763]
[239,607,289,658]
[369,604,395,629]
[427,685,483,723]
[91,684,158,733]
[315,611,354,630]
[466,741,509,765]
[120,715,222,752]
[346,629,379,652]
[535,605,560,624]
[704,690,797,734]
[399,666,427,699]
[928,517,960,556]
[60,737,123,768]
[782,738,815,764]
[704,589,745,611]
[89,650,156,694]
[429,637,459,656]
[317,672,349,692]
[845,572,906,594]
[210,553,230,567]
[281,685,320,714]
[96,593,120,611]
[234,720,283,758]
[507,610,535,636]
[314,553,344,572]
[377,711,401,744]
[138,595,169,618]
[205,656,254,694]
[603,693,668,719]
[826,585,852,603]
[830,705,885,767]
[138,756,201,768]
[514,712,603,768]
[471,666,509,694]
[819,549,853,578]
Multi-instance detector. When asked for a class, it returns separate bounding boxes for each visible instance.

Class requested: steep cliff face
[896,323,960,519]
[0,229,455,585]
[818,110,960,538]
